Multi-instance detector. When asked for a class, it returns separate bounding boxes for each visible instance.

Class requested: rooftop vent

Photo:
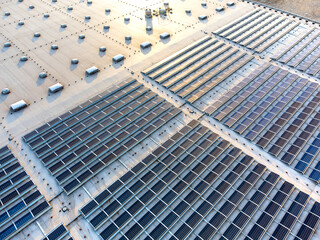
[10,100,27,112]
[160,32,170,39]
[1,88,10,95]
[39,72,47,78]
[113,54,125,63]
[125,36,132,41]
[140,41,152,49]
[79,34,85,39]
[20,56,28,61]
[198,15,207,20]
[51,45,58,50]
[4,42,11,47]
[86,66,99,75]
[60,24,67,28]
[71,58,79,64]
[99,46,106,52]
[34,32,41,37]
[216,7,225,12]
[49,83,63,93]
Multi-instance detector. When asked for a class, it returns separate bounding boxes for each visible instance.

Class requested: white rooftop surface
[3,0,320,239]
[0,0,252,139]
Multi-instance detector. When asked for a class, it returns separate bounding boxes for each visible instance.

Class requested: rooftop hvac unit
[140,41,152,49]
[99,46,106,52]
[51,45,59,50]
[216,7,225,12]
[39,72,47,78]
[113,54,125,63]
[20,56,28,61]
[10,100,27,112]
[1,88,10,95]
[86,66,99,75]
[160,32,170,39]
[49,83,63,93]
[71,58,79,64]
[198,15,207,20]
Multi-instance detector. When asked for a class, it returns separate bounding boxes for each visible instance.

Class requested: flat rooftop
[1,0,320,239]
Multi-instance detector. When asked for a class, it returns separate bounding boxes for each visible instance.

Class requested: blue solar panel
[0,146,50,240]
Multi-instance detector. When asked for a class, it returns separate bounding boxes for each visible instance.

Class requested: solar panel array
[213,9,300,53]
[201,62,320,182]
[0,146,51,240]
[42,224,73,240]
[80,119,320,240]
[142,36,254,104]
[272,28,320,80]
[23,79,182,194]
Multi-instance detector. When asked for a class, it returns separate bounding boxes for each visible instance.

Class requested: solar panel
[0,146,51,240]
[213,10,299,53]
[80,119,320,240]
[24,79,183,194]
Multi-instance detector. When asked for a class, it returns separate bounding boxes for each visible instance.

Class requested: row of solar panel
[142,36,254,104]
[207,63,320,181]
[80,119,320,240]
[213,8,300,53]
[41,224,73,240]
[0,146,50,240]
[271,28,320,80]
[24,79,182,194]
